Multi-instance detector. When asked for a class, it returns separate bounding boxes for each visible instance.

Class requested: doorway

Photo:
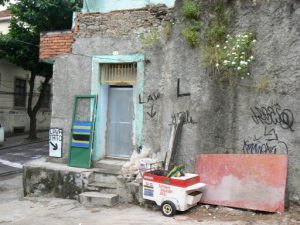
[106,86,133,158]
[91,54,145,161]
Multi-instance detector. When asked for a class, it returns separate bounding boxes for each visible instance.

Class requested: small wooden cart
[143,170,206,217]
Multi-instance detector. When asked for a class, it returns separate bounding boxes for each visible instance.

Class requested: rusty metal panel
[195,154,288,213]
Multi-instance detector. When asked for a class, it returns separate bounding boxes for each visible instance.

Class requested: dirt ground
[188,203,300,225]
[0,175,299,225]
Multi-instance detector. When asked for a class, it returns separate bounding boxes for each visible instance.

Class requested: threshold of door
[93,158,128,171]
[105,156,129,161]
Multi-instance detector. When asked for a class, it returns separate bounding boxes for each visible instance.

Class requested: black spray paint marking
[147,105,157,118]
[139,92,160,104]
[169,110,197,126]
[250,104,295,131]
[243,127,288,154]
[139,92,160,119]
[177,79,191,98]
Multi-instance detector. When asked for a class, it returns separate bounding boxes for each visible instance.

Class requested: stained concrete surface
[1,175,300,225]
[0,141,48,176]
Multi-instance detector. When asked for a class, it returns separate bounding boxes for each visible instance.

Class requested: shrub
[182,0,200,20]
[215,32,256,79]
[182,26,200,47]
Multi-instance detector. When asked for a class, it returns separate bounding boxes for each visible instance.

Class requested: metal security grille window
[100,63,137,84]
[14,78,26,107]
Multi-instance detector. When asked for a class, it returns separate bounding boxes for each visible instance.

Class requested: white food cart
[143,170,206,216]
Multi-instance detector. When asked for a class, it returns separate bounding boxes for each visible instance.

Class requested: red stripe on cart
[143,173,200,188]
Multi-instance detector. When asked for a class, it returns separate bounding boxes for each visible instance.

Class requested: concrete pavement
[0,139,48,178]
[0,131,48,150]
[1,175,300,225]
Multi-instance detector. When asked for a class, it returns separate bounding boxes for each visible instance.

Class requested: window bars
[100,63,137,84]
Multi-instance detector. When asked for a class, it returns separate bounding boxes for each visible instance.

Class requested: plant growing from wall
[140,28,161,48]
[181,0,201,47]
[182,0,200,19]
[162,21,173,41]
[203,3,229,71]
[256,75,270,93]
[202,3,256,81]
[214,33,256,80]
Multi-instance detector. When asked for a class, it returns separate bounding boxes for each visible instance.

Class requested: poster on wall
[49,128,63,158]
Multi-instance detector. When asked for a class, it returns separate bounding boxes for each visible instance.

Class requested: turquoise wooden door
[68,95,97,168]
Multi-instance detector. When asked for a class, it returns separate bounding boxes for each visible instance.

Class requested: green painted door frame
[91,54,145,161]
[68,95,97,168]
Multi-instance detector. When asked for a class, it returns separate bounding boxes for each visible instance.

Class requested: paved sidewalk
[0,175,299,225]
[0,131,48,150]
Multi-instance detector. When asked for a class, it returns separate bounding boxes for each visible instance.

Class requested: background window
[14,78,26,107]
[41,84,51,108]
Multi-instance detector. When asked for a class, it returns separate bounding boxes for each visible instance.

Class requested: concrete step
[87,182,117,194]
[93,159,127,172]
[93,171,118,184]
[89,181,117,189]
[79,192,119,207]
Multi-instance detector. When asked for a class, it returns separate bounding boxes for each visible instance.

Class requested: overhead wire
[0,37,145,62]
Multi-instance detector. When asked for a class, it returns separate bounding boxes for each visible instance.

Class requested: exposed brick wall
[39,31,74,61]
[76,4,174,38]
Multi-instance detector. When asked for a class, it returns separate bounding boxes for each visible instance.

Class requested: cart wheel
[161,201,176,217]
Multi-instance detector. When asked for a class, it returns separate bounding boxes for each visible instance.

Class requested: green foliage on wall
[213,32,256,80]
[256,75,270,93]
[180,1,257,81]
[182,0,200,20]
[140,29,161,48]
[181,0,201,47]
[182,23,201,47]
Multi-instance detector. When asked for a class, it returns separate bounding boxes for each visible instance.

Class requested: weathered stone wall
[23,160,93,199]
[76,5,174,38]
[51,0,300,203]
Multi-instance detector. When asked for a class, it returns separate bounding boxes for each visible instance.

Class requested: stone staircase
[79,159,126,207]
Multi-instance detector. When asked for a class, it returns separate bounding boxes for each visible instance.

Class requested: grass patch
[182,0,200,20]
[256,75,270,93]
[140,29,160,48]
[182,21,201,47]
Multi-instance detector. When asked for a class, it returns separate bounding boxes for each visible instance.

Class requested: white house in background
[0,10,10,34]
[0,10,51,135]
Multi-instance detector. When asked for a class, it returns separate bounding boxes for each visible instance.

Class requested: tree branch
[32,75,51,115]
[27,71,36,117]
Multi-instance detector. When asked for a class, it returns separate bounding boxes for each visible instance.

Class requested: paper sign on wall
[49,128,63,157]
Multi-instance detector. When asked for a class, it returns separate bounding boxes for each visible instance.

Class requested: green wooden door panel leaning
[68,95,97,168]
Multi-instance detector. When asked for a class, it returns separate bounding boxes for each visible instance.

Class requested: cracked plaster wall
[51,0,300,203]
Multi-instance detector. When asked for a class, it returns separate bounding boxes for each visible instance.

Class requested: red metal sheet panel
[195,154,288,213]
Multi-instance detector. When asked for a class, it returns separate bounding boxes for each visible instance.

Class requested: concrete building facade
[37,0,300,205]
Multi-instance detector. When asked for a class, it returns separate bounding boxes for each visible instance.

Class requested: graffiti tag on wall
[169,110,197,126]
[243,127,288,154]
[177,78,191,98]
[139,92,160,119]
[250,103,294,131]
[139,93,160,104]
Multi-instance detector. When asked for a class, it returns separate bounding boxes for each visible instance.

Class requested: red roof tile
[0,10,11,18]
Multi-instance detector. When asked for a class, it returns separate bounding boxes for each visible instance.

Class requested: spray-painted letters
[177,78,191,98]
[169,110,197,126]
[139,92,160,119]
[250,104,295,131]
[139,92,160,104]
[243,127,288,154]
